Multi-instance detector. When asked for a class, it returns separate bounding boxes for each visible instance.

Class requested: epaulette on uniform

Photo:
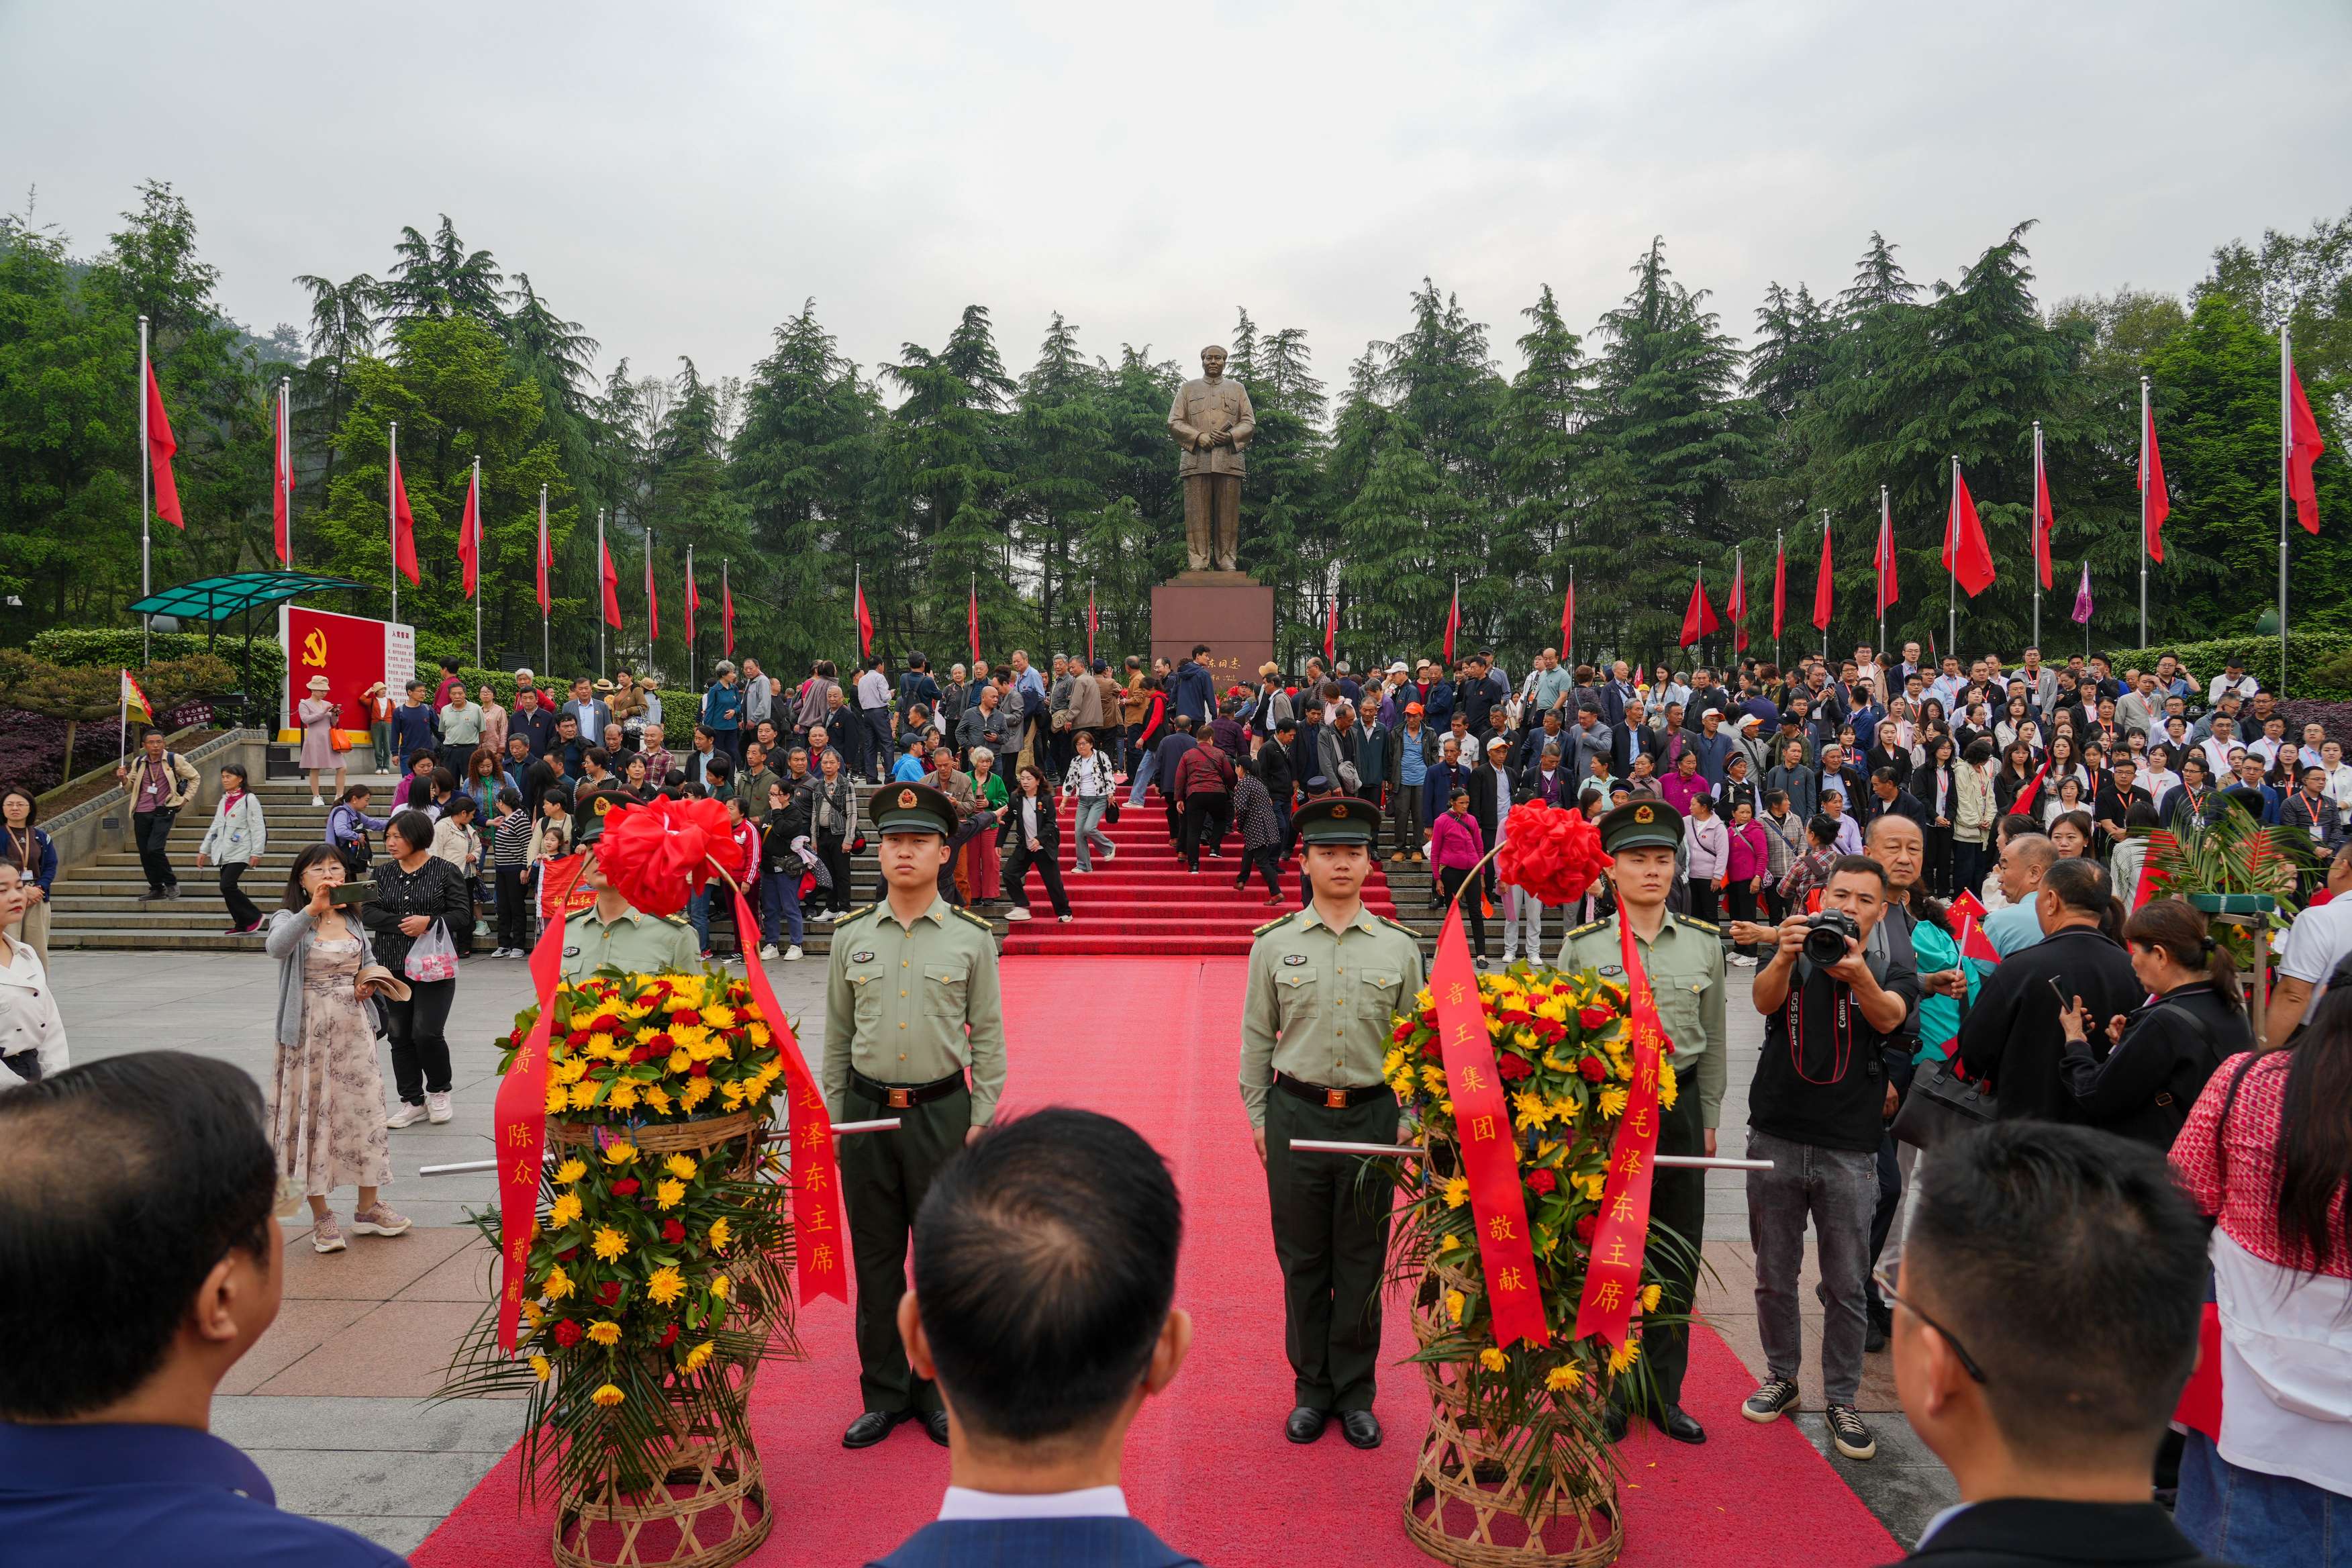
[834,903,876,928]
[659,912,692,927]
[953,906,993,932]
[1373,913,1420,939]
[1567,919,1608,940]
[1673,914,1718,934]
[1253,910,1298,938]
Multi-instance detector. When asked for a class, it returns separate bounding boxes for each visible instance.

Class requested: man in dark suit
[1885,1122,2228,1568]
[869,1110,1200,1568]
[1861,766,1928,831]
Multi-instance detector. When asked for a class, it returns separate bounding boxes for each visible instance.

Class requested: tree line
[1,181,2346,683]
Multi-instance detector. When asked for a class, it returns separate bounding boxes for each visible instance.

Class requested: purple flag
[2070,560,2094,625]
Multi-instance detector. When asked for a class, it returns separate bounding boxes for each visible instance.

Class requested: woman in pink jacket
[1721,798,1771,965]
[1429,786,1488,962]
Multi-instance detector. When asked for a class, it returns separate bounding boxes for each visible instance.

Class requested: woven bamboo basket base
[554,1432,771,1568]
[550,1108,763,1165]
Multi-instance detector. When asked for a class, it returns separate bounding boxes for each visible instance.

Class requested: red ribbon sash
[1572,917,1668,1347]
[492,856,585,1351]
[1429,907,1550,1349]
[728,884,848,1304]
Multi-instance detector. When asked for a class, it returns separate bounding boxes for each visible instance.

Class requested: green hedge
[2102,634,2352,701]
[29,627,285,677]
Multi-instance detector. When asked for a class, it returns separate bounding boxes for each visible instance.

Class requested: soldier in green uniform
[1559,797,1727,1446]
[824,781,1007,1451]
[1241,795,1425,1451]
[558,781,703,981]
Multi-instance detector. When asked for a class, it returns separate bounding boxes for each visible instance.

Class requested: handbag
[329,727,354,754]
[403,922,458,983]
[1104,799,1122,825]
[1890,1057,1997,1151]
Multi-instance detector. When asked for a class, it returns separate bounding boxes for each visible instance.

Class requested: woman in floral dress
[264,844,409,1254]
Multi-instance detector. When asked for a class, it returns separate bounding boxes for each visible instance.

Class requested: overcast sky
[5,1,2349,401]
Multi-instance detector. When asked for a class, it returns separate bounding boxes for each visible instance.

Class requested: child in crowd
[489,787,533,958]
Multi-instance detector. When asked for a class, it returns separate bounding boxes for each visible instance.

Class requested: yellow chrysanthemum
[1478,1346,1508,1372]
[548,1192,583,1228]
[522,1300,546,1327]
[1607,1339,1642,1375]
[1545,1363,1584,1393]
[1414,987,1434,1012]
[679,1078,714,1111]
[544,1083,570,1114]
[1512,1027,1538,1050]
[607,1080,640,1111]
[1511,1089,1553,1131]
[587,1320,622,1346]
[641,1084,673,1115]
[541,1264,575,1300]
[664,1153,697,1181]
[1533,994,1571,1023]
[558,1057,590,1084]
[709,1273,731,1300]
[1657,1060,1679,1110]
[1534,1139,1559,1160]
[602,1141,638,1166]
[1445,1289,1466,1323]
[566,1081,597,1111]
[1438,1233,1461,1253]
[707,1218,732,1254]
[1598,1086,1630,1119]
[655,1178,687,1210]
[646,1265,687,1308]
[554,1157,587,1185]
[701,1004,736,1028]
[720,1081,747,1110]
[1383,1048,1406,1079]
[683,1340,716,1373]
[1442,1177,1471,1210]
[591,1383,624,1408]
[1579,1173,1608,1203]
[530,1354,552,1383]
[667,1048,693,1073]
[747,1021,771,1046]
[1542,1050,1572,1073]
[1545,1095,1579,1125]
[624,1000,654,1020]
[591,1226,629,1263]
[1640,1284,1663,1312]
[1420,1065,1448,1094]
[671,1024,709,1052]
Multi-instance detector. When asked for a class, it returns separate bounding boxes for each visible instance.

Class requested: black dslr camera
[1802,908,1861,967]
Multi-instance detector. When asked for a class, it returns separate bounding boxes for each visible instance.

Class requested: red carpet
[994,799,1403,957]
[413,959,1899,1568]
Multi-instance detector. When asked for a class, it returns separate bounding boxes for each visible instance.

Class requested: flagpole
[1877,484,1889,656]
[2280,326,2292,699]
[1568,562,1576,670]
[138,315,152,665]
[388,420,399,628]
[1774,528,1782,667]
[1947,458,1959,660]
[2031,422,2044,649]
[644,522,654,673]
[1819,509,1829,660]
[281,375,294,571]
[538,484,550,676]
[721,557,730,664]
[686,544,695,689]
[471,455,483,671]
[597,507,607,681]
[2139,376,2150,650]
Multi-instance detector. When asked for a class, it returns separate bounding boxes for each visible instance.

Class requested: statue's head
[1200,344,1228,378]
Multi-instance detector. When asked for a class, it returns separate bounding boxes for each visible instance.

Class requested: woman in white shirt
[0,862,68,1089]
[1060,730,1118,873]
[195,761,269,934]
[1683,791,1730,925]
[2321,740,2352,812]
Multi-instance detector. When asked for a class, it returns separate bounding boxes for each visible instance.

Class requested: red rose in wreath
[593,795,736,917]
[1496,802,1612,908]
[1497,1053,1533,1082]
[552,1318,585,1347]
[1526,1168,1557,1194]
[1573,1212,1598,1242]
[1577,1055,1608,1083]
[611,1178,641,1197]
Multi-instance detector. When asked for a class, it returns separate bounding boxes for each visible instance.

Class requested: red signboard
[278,605,415,744]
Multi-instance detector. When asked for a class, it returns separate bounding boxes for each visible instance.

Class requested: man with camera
[1740,856,1918,1464]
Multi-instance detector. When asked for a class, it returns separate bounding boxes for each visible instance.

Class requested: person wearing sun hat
[1560,797,1726,1449]
[1241,793,1423,1452]
[296,675,346,805]
[825,779,1007,1453]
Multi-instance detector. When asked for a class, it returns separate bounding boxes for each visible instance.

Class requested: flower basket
[1385,961,1699,1568]
[442,967,803,1568]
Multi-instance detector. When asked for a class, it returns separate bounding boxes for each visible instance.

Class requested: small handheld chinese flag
[121,669,155,726]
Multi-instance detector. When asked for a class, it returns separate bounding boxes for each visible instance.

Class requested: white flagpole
[2281,326,2292,699]
[538,484,550,676]
[686,544,696,688]
[1774,526,1783,667]
[1878,483,1889,656]
[644,522,654,671]
[2139,376,2151,650]
[388,420,399,628]
[1568,560,1577,670]
[139,315,151,665]
[597,507,607,681]
[1947,458,1959,659]
[280,375,294,571]
[2031,422,2044,650]
[471,455,483,670]
[1819,507,1829,660]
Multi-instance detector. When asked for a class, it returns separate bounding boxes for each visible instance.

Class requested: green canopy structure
[126,571,373,726]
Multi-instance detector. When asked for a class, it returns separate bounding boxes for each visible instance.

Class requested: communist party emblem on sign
[302,627,329,667]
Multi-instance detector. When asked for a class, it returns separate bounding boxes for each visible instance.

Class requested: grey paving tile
[325,1516,444,1555]
[260,1444,507,1516]
[214,1393,527,1453]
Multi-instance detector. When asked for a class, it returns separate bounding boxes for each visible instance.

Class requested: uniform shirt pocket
[1359,969,1406,1014]
[846,969,887,1028]
[1655,979,1708,1048]
[1274,966,1320,1029]
[922,962,970,1019]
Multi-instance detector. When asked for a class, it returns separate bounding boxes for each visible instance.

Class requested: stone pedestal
[1153,573,1273,696]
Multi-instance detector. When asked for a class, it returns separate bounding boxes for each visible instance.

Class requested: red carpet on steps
[411,959,1900,1568]
[994,798,1403,957]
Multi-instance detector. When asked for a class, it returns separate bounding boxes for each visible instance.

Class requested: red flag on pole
[1812,518,1834,632]
[144,364,183,528]
[1442,581,1460,662]
[1090,583,1101,665]
[1322,593,1336,665]
[1677,574,1719,648]
[1726,556,1747,652]
[456,467,480,599]
[721,567,736,655]
[534,491,551,616]
[599,537,622,628]
[272,387,293,563]
[2033,440,2056,591]
[1875,497,1900,611]
[389,450,419,584]
[2290,359,2327,535]
[1561,577,1575,656]
[2143,398,2171,563]
[1772,536,1787,642]
[683,556,699,645]
[967,579,979,665]
[1945,463,1997,597]
[644,538,660,641]
[854,573,874,656]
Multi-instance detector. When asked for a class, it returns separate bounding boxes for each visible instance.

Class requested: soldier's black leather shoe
[1660,1405,1707,1444]
[924,1410,951,1447]
[842,1410,905,1449]
[1285,1406,1328,1443]
[1340,1410,1383,1450]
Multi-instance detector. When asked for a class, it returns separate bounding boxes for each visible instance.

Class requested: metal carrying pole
[418,1118,904,1177]
[1287,1140,1773,1171]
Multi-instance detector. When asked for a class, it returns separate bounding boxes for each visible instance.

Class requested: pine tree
[1495,285,1589,650]
[882,307,1013,654]
[1234,321,1330,656]
[1010,313,1111,654]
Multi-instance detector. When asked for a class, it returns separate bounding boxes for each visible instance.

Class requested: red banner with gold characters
[1573,917,1669,1346]
[493,893,573,1351]
[1429,906,1551,1349]
[729,884,849,1304]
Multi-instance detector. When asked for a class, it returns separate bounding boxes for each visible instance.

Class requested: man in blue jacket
[868,1110,1200,1568]
[1169,643,1216,726]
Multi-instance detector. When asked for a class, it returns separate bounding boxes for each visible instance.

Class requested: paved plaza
[48,948,1957,1555]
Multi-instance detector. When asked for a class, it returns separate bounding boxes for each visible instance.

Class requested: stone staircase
[46,776,1471,958]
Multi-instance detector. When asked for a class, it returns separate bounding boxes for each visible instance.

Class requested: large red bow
[593,795,736,916]
[1495,802,1612,907]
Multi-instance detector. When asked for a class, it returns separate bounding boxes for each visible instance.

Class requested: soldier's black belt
[850,1068,966,1110]
[1274,1073,1391,1110]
